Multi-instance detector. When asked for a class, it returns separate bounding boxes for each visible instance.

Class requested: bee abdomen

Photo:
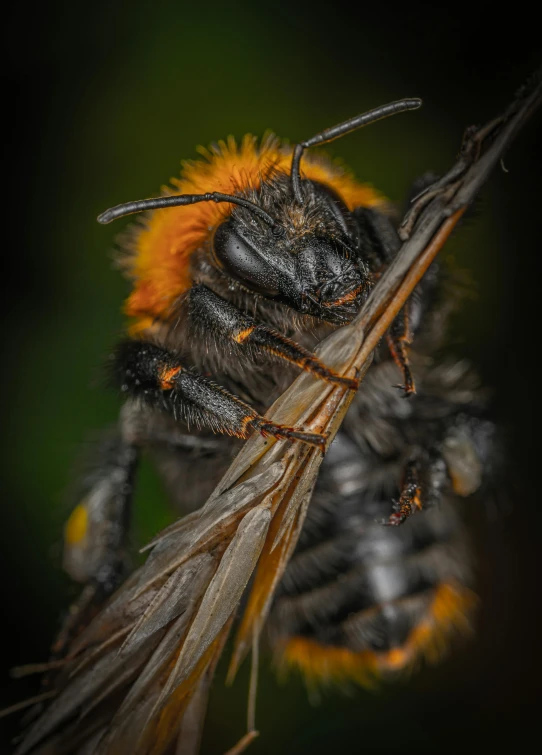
[268,435,476,686]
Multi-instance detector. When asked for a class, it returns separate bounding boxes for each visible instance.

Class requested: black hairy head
[210,177,370,324]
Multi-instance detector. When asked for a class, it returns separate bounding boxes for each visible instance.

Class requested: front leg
[111,339,326,450]
[186,285,358,390]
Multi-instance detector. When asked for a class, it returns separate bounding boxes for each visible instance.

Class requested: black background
[2,2,541,753]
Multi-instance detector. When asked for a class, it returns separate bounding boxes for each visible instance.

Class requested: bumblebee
[17,99,495,753]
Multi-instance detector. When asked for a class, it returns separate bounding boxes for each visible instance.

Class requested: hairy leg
[185,284,358,389]
[110,339,327,449]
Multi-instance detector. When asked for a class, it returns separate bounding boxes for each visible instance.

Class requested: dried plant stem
[356,207,466,366]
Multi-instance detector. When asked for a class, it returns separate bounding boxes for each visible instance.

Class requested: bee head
[97,98,421,327]
[211,180,369,324]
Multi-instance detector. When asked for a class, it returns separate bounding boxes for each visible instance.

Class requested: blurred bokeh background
[2,2,541,752]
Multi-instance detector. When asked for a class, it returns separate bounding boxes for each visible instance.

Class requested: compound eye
[312,182,354,237]
[212,221,280,296]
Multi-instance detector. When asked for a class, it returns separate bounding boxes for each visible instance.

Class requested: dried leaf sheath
[14,74,541,754]
[14,479,277,755]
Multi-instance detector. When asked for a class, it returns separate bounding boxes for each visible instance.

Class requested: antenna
[97,191,278,228]
[291,98,422,203]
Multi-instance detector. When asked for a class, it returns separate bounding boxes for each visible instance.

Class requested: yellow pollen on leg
[64,504,88,546]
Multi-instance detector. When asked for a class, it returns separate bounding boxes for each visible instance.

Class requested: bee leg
[58,411,227,654]
[405,171,441,204]
[57,433,139,652]
[354,207,421,395]
[111,339,327,450]
[386,303,416,396]
[386,459,423,526]
[386,452,450,526]
[120,400,229,514]
[186,285,358,389]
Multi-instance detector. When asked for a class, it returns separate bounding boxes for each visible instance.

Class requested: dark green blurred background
[2,2,541,753]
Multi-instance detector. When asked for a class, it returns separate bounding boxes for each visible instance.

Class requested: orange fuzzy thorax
[124,134,384,331]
